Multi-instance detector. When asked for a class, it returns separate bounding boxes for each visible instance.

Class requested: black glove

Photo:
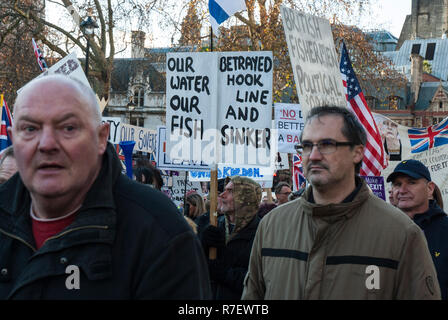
[201,225,225,249]
[208,259,227,283]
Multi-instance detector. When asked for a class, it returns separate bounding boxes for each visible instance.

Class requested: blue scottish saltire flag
[209,0,247,33]
[0,94,13,153]
[293,153,306,191]
[408,119,448,153]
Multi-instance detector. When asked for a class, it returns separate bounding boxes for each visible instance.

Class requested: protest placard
[102,117,122,144]
[280,6,346,117]
[156,126,210,171]
[374,113,448,206]
[166,51,273,167]
[361,176,386,201]
[162,172,206,207]
[37,52,90,88]
[274,103,304,153]
[189,164,273,181]
[120,124,157,154]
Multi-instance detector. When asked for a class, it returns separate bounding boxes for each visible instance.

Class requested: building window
[425,43,436,60]
[433,117,444,125]
[388,96,400,110]
[130,116,144,127]
[439,101,443,109]
[133,87,144,107]
[411,43,421,55]
[365,96,376,109]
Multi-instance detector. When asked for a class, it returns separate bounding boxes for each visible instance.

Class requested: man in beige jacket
[242,106,440,300]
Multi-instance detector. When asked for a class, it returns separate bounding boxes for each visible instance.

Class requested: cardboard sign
[189,166,273,189]
[162,172,207,207]
[156,126,210,171]
[120,124,157,154]
[37,52,90,88]
[189,164,273,181]
[102,117,122,144]
[165,51,273,166]
[280,7,346,117]
[274,103,304,153]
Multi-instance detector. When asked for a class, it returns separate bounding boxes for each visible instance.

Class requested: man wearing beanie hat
[388,159,448,299]
[201,176,261,299]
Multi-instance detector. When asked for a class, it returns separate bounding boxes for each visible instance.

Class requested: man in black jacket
[388,159,448,299]
[201,176,261,299]
[0,75,211,299]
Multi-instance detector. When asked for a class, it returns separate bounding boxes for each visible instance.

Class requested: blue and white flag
[209,0,247,33]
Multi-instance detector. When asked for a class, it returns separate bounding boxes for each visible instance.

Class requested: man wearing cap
[388,159,448,299]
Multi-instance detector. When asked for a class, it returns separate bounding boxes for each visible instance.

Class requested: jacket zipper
[44,225,109,243]
[0,225,109,251]
[0,228,36,252]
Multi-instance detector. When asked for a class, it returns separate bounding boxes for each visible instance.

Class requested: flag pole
[208,25,219,260]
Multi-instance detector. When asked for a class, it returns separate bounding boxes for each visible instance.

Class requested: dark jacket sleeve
[134,231,212,299]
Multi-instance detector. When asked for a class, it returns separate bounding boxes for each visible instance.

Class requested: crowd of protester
[0,75,446,300]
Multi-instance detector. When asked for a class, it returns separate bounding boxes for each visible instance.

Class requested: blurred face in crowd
[9,76,109,217]
[391,174,434,218]
[276,186,291,205]
[220,182,235,214]
[0,155,18,183]
[388,188,399,207]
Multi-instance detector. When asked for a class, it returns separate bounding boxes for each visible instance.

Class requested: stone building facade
[398,0,448,49]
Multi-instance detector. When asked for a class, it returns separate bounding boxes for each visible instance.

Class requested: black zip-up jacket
[0,143,211,299]
[413,200,448,300]
[208,215,260,300]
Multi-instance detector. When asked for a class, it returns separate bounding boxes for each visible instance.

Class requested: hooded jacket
[0,143,211,299]
[242,178,440,300]
[207,176,261,300]
[413,200,448,300]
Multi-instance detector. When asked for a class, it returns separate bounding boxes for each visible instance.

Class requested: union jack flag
[115,144,126,171]
[32,38,48,71]
[0,94,13,154]
[293,153,306,191]
[408,119,448,153]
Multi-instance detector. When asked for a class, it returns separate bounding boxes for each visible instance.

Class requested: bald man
[0,75,211,299]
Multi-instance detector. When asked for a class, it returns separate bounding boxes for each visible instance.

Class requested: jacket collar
[0,143,121,251]
[299,176,370,222]
[413,200,446,228]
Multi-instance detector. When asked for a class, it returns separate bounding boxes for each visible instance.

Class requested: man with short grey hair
[0,75,211,299]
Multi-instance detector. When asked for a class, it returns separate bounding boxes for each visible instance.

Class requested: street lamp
[80,16,99,78]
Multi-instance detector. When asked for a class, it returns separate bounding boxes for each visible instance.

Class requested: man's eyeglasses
[295,139,354,156]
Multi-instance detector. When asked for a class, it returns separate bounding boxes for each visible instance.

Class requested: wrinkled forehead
[14,76,98,119]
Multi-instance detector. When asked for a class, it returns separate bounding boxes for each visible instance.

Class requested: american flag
[0,94,13,154]
[293,153,306,191]
[408,119,448,153]
[339,42,386,176]
[32,38,48,71]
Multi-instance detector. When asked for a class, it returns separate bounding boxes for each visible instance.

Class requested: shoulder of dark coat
[113,174,191,238]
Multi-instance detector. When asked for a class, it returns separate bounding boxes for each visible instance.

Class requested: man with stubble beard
[242,106,440,300]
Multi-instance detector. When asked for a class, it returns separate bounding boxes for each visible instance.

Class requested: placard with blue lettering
[156,126,210,171]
